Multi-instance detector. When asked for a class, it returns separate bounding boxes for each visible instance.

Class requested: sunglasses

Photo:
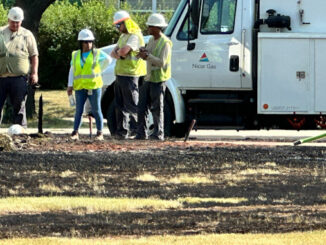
[115,23,121,29]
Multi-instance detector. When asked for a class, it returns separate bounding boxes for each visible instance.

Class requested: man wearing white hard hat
[136,13,172,141]
[0,7,39,128]
[110,10,146,139]
[67,29,112,141]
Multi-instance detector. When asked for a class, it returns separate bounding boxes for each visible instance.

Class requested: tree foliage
[38,0,119,89]
[1,0,174,89]
[0,4,8,25]
[14,0,56,35]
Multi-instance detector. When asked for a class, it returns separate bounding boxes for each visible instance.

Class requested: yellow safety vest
[115,32,146,76]
[72,49,103,90]
[150,34,172,82]
[0,30,30,75]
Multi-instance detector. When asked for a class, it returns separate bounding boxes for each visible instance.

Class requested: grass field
[0,90,89,128]
[2,231,325,245]
[1,144,326,244]
[32,90,75,128]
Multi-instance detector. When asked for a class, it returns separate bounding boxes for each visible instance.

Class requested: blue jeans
[74,88,103,132]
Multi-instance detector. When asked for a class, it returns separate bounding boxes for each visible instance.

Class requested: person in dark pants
[110,10,146,139]
[0,7,39,128]
[136,13,172,141]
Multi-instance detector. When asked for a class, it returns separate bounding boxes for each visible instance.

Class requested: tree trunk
[15,0,56,36]
[14,0,56,118]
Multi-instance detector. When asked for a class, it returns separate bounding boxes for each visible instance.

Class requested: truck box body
[258,33,326,114]
[258,0,326,114]
[260,0,326,33]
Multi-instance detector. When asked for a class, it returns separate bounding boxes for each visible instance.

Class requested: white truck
[100,0,326,136]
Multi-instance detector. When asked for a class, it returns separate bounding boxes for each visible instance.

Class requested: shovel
[184,119,196,142]
[293,132,326,145]
[88,115,92,138]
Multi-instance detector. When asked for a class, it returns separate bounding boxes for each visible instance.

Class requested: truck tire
[163,92,186,138]
[105,101,117,136]
[173,123,187,138]
[164,100,173,137]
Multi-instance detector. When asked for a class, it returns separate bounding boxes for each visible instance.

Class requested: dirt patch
[0,134,325,238]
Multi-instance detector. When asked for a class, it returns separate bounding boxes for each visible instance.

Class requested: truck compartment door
[258,34,311,114]
[315,39,326,112]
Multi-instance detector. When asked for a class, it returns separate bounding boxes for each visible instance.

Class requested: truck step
[194,125,245,130]
[188,98,244,104]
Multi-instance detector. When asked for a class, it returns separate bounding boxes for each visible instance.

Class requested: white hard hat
[113,10,130,24]
[8,124,25,135]
[8,7,24,22]
[146,13,168,28]
[78,29,95,41]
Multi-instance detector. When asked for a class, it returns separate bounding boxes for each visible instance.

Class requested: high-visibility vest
[149,34,172,82]
[72,49,103,90]
[114,32,146,76]
[0,30,30,75]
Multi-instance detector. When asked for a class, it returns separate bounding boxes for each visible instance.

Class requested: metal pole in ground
[38,94,43,134]
[88,115,92,138]
[184,119,196,142]
[293,132,326,145]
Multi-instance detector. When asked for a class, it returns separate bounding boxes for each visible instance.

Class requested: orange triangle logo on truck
[200,53,209,62]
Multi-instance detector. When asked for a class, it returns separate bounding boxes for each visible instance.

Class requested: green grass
[0,90,91,128]
[32,90,75,128]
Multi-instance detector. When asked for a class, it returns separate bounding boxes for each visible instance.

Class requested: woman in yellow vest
[67,29,111,140]
[136,14,172,141]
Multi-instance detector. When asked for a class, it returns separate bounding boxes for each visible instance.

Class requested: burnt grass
[0,143,326,238]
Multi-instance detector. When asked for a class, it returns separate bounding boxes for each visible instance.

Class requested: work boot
[95,131,104,141]
[112,133,127,140]
[127,131,137,139]
[70,131,79,140]
[149,135,164,141]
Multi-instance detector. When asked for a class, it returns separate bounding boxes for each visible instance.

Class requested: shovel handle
[88,116,92,138]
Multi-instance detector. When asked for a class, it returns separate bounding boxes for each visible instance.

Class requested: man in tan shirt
[0,7,39,127]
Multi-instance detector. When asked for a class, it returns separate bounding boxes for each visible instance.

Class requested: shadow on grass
[0,147,326,237]
[0,207,325,238]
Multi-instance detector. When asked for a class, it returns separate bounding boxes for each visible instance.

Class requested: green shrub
[38,0,119,89]
[1,0,14,8]
[0,4,8,26]
[28,0,174,89]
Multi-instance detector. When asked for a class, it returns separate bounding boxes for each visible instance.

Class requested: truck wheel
[164,101,173,137]
[173,123,186,138]
[105,101,117,136]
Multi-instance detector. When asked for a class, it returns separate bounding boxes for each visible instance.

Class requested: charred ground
[0,134,325,238]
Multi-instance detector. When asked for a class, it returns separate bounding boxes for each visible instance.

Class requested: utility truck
[99,0,326,136]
